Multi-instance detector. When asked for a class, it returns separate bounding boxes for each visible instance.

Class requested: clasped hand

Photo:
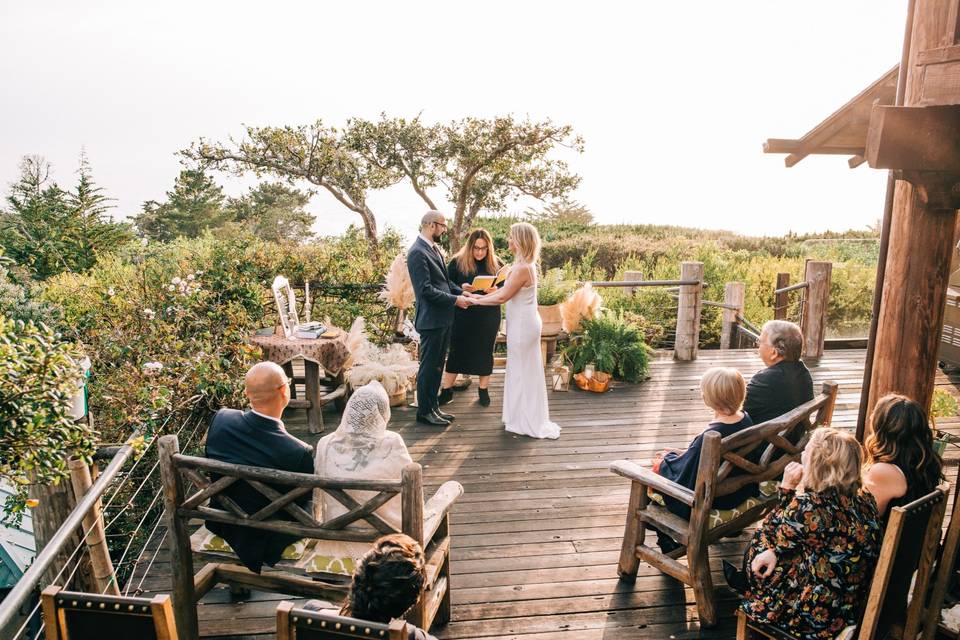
[455,293,478,309]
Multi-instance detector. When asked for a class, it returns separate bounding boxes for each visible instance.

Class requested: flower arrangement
[560,283,602,334]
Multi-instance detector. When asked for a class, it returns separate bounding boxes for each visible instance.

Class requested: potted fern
[564,310,653,389]
[537,269,575,336]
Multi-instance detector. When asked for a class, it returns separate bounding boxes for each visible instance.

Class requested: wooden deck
[134,348,960,639]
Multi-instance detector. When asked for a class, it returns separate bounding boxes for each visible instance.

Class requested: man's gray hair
[761,320,803,361]
[420,210,446,228]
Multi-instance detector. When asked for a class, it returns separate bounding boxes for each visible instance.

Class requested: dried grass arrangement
[379,252,415,310]
[344,316,419,398]
[560,283,602,334]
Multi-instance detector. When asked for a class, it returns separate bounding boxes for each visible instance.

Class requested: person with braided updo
[304,533,438,640]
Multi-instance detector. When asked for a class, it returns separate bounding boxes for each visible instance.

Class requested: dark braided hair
[340,534,426,623]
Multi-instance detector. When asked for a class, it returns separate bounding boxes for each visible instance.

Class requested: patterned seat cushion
[649,480,780,528]
[189,526,310,561]
[296,540,374,577]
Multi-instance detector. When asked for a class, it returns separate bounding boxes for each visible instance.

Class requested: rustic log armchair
[737,482,950,640]
[610,380,838,627]
[40,586,178,640]
[276,601,410,640]
[158,434,461,640]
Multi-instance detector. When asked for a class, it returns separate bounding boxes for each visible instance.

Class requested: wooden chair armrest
[609,460,694,506]
[423,481,463,544]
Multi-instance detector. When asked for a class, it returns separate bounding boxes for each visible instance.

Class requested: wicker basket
[388,386,408,407]
[573,371,612,393]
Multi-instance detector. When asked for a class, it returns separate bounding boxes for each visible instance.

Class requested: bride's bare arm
[472,265,531,305]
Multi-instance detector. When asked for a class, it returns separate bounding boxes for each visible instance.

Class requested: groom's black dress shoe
[416,413,450,426]
[434,408,455,421]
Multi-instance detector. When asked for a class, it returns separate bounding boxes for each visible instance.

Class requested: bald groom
[204,362,314,573]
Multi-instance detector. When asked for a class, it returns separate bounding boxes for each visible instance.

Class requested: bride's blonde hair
[510,222,541,265]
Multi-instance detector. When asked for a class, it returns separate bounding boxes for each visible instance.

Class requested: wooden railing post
[68,458,119,595]
[28,469,94,592]
[774,273,790,320]
[801,261,832,358]
[721,282,745,350]
[623,270,644,295]
[674,262,703,361]
[158,435,199,640]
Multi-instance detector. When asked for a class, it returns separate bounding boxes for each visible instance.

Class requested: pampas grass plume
[561,283,602,334]
[380,253,415,310]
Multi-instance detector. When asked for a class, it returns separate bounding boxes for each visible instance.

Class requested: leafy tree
[0,317,93,523]
[0,155,130,280]
[436,116,583,249]
[226,182,315,243]
[184,122,400,254]
[134,168,232,241]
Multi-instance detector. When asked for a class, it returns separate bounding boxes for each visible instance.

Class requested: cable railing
[0,412,206,640]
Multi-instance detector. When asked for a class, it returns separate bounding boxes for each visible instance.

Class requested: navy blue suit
[204,408,314,572]
[407,236,462,417]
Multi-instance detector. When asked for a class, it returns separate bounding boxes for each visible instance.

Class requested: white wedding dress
[502,266,561,439]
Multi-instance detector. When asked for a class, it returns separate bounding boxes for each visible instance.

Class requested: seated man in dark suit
[743,320,814,427]
[205,361,314,573]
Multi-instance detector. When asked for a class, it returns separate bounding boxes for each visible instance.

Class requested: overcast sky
[0,1,906,240]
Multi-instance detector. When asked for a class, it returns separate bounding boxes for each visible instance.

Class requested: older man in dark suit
[744,320,814,425]
[407,211,473,426]
[204,361,313,573]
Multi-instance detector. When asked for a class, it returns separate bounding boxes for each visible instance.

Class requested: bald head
[421,210,446,228]
[245,361,289,415]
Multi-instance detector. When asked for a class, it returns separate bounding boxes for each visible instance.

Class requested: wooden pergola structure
[764,0,960,439]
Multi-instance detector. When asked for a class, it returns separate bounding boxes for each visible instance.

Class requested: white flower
[195,270,204,276]
[140,238,148,247]
[143,308,155,320]
[167,284,175,292]
[171,277,182,285]
[143,361,163,375]
[187,274,195,281]
[107,287,115,296]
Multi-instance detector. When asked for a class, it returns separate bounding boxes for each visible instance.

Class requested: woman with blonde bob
[438,228,503,407]
[470,222,560,439]
[738,427,881,639]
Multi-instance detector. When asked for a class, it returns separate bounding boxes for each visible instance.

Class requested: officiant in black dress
[438,228,503,407]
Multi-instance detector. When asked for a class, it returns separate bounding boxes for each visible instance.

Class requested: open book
[471,265,510,291]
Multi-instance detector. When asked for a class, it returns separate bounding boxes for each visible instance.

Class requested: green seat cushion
[296,540,374,577]
[648,480,779,528]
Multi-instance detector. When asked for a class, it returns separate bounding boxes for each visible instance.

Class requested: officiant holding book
[439,228,505,408]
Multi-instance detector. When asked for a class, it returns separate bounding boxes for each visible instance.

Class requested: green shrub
[0,317,94,522]
[563,311,653,383]
[537,269,576,305]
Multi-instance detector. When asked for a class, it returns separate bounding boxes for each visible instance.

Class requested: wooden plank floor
[133,348,960,639]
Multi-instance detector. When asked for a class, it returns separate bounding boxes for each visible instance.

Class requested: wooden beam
[866,104,960,171]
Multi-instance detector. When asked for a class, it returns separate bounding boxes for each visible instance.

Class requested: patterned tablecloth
[248,330,351,375]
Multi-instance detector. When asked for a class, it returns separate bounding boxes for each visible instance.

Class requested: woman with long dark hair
[438,228,503,407]
[864,393,944,517]
[863,394,944,631]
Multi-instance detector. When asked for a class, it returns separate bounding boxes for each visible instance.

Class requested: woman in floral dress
[740,427,881,639]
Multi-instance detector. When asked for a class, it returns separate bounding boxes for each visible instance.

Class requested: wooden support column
[800,261,832,359]
[867,184,958,424]
[68,458,119,595]
[674,262,703,361]
[774,273,790,320]
[862,1,960,430]
[720,282,745,350]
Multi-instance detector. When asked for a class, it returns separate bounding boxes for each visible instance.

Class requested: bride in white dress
[471,222,560,439]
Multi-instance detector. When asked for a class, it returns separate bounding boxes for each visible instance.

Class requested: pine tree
[133,168,232,241]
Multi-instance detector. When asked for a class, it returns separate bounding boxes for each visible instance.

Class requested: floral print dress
[740,487,881,639]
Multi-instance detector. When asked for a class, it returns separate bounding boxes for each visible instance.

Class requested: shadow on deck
[132,349,960,639]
